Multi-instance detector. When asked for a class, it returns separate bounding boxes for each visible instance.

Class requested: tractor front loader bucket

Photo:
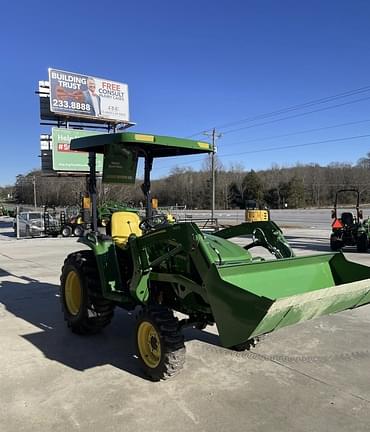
[205,253,370,348]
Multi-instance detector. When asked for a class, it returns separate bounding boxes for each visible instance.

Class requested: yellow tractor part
[245,209,269,222]
[111,211,142,246]
[137,321,162,368]
[166,213,176,223]
[64,270,82,315]
[151,198,158,209]
[82,196,91,209]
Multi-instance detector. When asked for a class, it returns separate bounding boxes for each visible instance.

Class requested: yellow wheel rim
[137,321,161,368]
[65,270,82,316]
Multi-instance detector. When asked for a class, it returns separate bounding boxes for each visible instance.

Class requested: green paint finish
[78,218,370,349]
[205,264,272,347]
[357,290,370,306]
[329,252,370,283]
[215,221,294,259]
[80,235,133,305]
[127,235,150,303]
[252,280,370,338]
[52,128,104,172]
[218,254,337,299]
[70,132,213,157]
[205,252,370,347]
[203,234,253,265]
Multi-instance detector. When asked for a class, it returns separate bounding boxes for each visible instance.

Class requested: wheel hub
[150,335,158,351]
[137,321,161,368]
[65,270,82,316]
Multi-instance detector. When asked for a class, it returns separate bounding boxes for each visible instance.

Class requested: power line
[217,87,370,130]
[187,84,370,138]
[221,118,370,147]
[219,133,370,158]
[220,96,370,135]
[153,133,370,174]
[154,119,370,170]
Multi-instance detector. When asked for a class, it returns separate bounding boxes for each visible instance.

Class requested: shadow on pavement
[285,235,332,253]
[183,326,220,346]
[286,235,369,254]
[0,271,221,379]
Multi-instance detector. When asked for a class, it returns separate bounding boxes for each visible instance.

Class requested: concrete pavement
[0,215,370,432]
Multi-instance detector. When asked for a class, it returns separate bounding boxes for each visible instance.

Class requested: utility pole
[204,128,222,220]
[33,176,37,208]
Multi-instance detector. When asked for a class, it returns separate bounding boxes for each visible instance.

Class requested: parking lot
[0,213,370,432]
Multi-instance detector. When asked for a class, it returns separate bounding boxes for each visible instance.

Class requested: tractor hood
[203,234,253,265]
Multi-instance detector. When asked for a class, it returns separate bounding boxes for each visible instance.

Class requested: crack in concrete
[260,353,370,404]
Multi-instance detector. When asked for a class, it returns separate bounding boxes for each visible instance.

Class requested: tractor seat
[341,212,354,226]
[111,211,142,247]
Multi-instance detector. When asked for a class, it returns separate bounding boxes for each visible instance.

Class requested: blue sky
[1,0,370,185]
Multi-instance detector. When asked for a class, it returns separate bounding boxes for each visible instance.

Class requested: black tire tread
[357,234,368,253]
[62,225,72,237]
[60,250,114,335]
[330,235,342,251]
[73,225,84,237]
[136,306,185,381]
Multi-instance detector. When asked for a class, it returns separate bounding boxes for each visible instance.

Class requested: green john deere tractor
[60,132,370,381]
[98,201,139,234]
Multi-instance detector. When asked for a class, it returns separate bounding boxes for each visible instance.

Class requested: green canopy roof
[70,132,213,157]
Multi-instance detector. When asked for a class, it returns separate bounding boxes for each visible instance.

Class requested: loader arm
[215,221,294,259]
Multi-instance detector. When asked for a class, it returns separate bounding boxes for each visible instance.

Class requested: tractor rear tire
[135,306,185,381]
[60,250,115,335]
[330,235,342,251]
[73,225,84,237]
[62,225,73,237]
[357,234,368,253]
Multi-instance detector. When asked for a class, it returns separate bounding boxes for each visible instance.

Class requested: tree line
[8,151,370,209]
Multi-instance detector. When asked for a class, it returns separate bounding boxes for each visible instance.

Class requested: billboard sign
[52,128,104,172]
[49,68,129,123]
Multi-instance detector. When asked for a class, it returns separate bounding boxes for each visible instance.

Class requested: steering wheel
[139,214,170,232]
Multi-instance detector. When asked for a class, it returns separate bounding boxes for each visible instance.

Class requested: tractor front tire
[135,306,185,381]
[330,235,342,251]
[60,251,115,334]
[357,234,368,253]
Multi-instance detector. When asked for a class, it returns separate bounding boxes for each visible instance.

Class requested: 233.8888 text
[52,99,91,111]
